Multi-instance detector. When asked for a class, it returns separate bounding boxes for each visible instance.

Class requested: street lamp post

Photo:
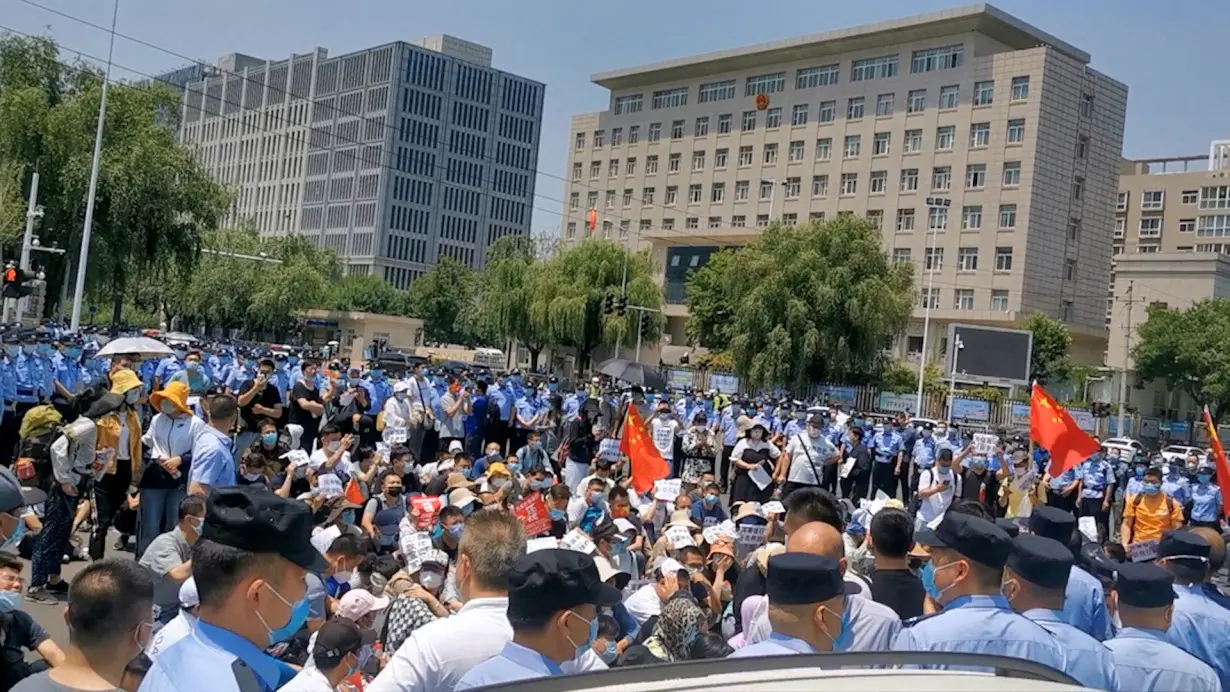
[915,196,950,415]
[947,335,964,423]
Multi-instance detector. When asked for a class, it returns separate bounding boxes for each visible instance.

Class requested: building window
[1064,259,1077,281]
[789,140,805,162]
[875,93,895,117]
[756,214,769,227]
[911,44,964,73]
[973,80,994,106]
[991,289,1009,311]
[966,163,986,189]
[692,151,706,172]
[1079,94,1094,118]
[869,170,887,194]
[1011,76,1030,101]
[900,168,919,192]
[642,187,655,204]
[932,166,951,191]
[936,126,955,151]
[1141,190,1164,210]
[707,216,722,229]
[763,143,778,164]
[608,159,619,177]
[1007,119,1025,144]
[629,125,639,143]
[733,180,749,201]
[920,288,940,309]
[648,122,662,142]
[1116,191,1128,211]
[954,289,975,310]
[796,64,840,89]
[593,130,605,147]
[688,184,703,204]
[1136,245,1159,254]
[969,122,990,148]
[626,158,637,175]
[714,148,728,169]
[867,209,883,230]
[1076,135,1088,159]
[646,155,658,174]
[651,87,688,110]
[818,100,836,123]
[896,208,916,231]
[732,215,746,227]
[665,186,678,205]
[995,247,1013,271]
[1003,161,1022,187]
[759,181,774,200]
[906,89,926,113]
[1139,217,1161,238]
[893,248,912,263]
[850,54,899,81]
[791,104,809,126]
[662,218,674,230]
[575,132,586,150]
[1113,217,1124,238]
[586,191,598,208]
[1072,178,1083,200]
[571,163,582,180]
[569,192,579,210]
[939,85,959,109]
[962,205,982,229]
[1179,218,1196,233]
[812,175,828,198]
[785,177,801,199]
[873,132,891,156]
[1068,219,1081,242]
[957,247,978,271]
[668,153,681,172]
[765,107,782,129]
[815,138,832,161]
[924,247,943,272]
[589,161,601,178]
[999,204,1017,229]
[840,172,858,196]
[698,79,736,103]
[717,114,731,134]
[605,190,615,209]
[694,117,710,137]
[1200,186,1230,209]
[1060,300,1073,321]
[928,206,948,231]
[612,127,623,145]
[844,135,861,159]
[847,97,865,120]
[738,146,753,167]
[670,120,684,139]
[745,72,786,96]
[619,219,630,237]
[686,217,699,229]
[566,222,577,237]
[622,189,633,209]
[904,129,922,153]
[741,110,757,132]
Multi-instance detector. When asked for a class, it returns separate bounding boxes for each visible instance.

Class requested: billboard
[945,323,1033,385]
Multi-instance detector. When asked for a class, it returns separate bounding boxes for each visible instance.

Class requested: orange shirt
[1123,492,1185,544]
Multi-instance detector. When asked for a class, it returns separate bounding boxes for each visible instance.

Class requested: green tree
[0,162,22,243]
[877,361,945,396]
[683,249,736,350]
[1133,298,1230,423]
[324,274,404,315]
[478,235,549,369]
[1018,311,1073,385]
[686,217,914,389]
[406,257,481,346]
[528,240,661,371]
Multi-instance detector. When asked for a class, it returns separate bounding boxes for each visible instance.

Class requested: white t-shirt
[280,666,335,692]
[308,447,352,478]
[918,466,961,526]
[785,433,838,486]
[622,583,662,624]
[146,611,196,661]
[649,416,681,460]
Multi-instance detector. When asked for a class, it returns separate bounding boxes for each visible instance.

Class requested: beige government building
[559,3,1127,371]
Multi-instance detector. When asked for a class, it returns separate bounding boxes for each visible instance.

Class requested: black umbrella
[597,357,668,390]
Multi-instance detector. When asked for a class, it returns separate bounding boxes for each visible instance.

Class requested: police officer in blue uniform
[870,419,903,498]
[1002,533,1120,689]
[1156,530,1230,688]
[1078,451,1116,542]
[910,422,938,501]
[1188,460,1223,528]
[1104,561,1219,691]
[1026,505,1110,640]
[728,552,848,658]
[893,512,1069,673]
[141,486,327,692]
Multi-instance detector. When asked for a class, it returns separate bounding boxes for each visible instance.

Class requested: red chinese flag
[344,478,365,506]
[619,406,671,494]
[1030,383,1100,477]
[587,207,598,234]
[1201,406,1230,518]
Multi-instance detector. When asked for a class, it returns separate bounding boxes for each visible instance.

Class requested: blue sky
[6,0,1225,233]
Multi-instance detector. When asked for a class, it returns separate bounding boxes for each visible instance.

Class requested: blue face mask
[65,348,81,359]
[827,602,853,652]
[530,479,548,491]
[258,583,310,646]
[446,524,464,540]
[371,369,383,380]
[2,346,16,358]
[431,524,444,539]
[0,590,22,613]
[245,360,256,370]
[600,639,618,663]
[21,345,34,356]
[549,508,567,521]
[567,611,599,657]
[920,561,941,602]
[173,350,186,360]
[262,433,278,446]
[185,361,200,371]
[1198,473,1213,484]
[341,510,356,525]
[704,493,718,506]
[288,356,298,366]
[1142,482,1161,495]
[508,463,522,475]
[1134,466,1146,479]
[610,539,628,556]
[548,383,558,391]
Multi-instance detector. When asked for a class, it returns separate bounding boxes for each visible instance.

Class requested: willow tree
[479,235,549,369]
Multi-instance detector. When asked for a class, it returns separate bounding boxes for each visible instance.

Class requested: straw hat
[733,501,765,522]
[666,509,699,530]
[445,472,476,491]
[593,554,631,591]
[150,381,191,417]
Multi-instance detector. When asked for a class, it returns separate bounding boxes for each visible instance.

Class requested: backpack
[1127,492,1178,544]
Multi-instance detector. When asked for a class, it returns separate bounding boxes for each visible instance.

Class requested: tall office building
[177,35,545,287]
[560,4,1127,367]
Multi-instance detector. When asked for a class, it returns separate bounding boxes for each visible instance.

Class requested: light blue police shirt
[912,437,938,469]
[727,631,819,658]
[892,594,1069,674]
[1189,482,1222,522]
[872,430,902,463]
[1168,583,1230,689]
[1079,458,1115,500]
[1161,471,1190,505]
[139,619,295,692]
[454,641,564,689]
[1022,608,1119,690]
[1061,565,1111,641]
[189,426,236,490]
[489,384,511,420]
[1105,627,1219,691]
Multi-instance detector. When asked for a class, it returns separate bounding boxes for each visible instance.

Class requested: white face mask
[159,401,178,416]
[419,571,443,591]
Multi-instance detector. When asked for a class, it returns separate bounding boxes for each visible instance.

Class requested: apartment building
[177,35,545,287]
[560,4,1126,368]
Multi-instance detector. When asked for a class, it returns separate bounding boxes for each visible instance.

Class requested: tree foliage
[406,257,482,346]
[324,274,405,315]
[478,235,547,367]
[686,217,915,389]
[1133,298,1230,423]
[878,360,946,396]
[1018,311,1072,385]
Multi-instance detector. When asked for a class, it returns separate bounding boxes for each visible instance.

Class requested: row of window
[917,287,1014,312]
[894,245,1016,273]
[582,78,1031,150]
[1117,187,1230,212]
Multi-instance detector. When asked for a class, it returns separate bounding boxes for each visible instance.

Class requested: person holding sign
[362,471,407,553]
[1120,467,1184,553]
[729,423,780,505]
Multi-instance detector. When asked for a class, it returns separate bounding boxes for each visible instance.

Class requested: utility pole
[1116,281,1134,437]
[17,171,40,322]
[915,196,950,414]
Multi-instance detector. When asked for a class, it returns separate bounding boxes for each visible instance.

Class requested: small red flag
[587,207,598,234]
[1201,406,1230,518]
[619,406,671,494]
[344,478,365,506]
[1030,383,1100,477]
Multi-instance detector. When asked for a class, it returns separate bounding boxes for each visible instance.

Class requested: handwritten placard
[281,449,311,468]
[762,501,785,516]
[1130,538,1159,563]
[376,442,390,458]
[737,524,766,547]
[665,525,695,549]
[387,426,408,444]
[561,529,597,555]
[400,531,435,572]
[702,524,723,545]
[315,474,343,499]
[653,479,682,502]
[410,495,442,529]
[717,519,739,540]
[513,493,553,537]
[972,433,999,456]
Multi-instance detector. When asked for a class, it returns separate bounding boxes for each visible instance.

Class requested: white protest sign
[526,536,560,553]
[281,449,311,468]
[387,426,408,444]
[702,524,723,545]
[1078,516,1099,543]
[665,525,695,549]
[560,529,597,555]
[315,474,344,499]
[717,519,738,540]
[400,531,435,573]
[376,442,391,458]
[1130,539,1159,563]
[653,479,682,502]
[737,524,766,547]
[972,433,999,456]
[761,501,785,516]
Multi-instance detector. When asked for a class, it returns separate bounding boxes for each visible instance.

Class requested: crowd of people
[0,332,1225,691]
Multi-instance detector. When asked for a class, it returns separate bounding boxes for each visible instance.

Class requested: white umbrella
[95,336,174,358]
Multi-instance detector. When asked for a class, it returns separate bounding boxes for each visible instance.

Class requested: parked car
[1102,437,1145,460]
[1160,445,1203,465]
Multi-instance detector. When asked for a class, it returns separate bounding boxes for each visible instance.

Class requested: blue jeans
[138,487,185,557]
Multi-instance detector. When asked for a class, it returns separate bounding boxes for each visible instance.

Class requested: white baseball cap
[448,440,464,454]
[337,588,390,621]
[179,577,200,609]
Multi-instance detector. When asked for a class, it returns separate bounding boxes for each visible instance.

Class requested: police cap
[916,512,1012,569]
[1007,534,1072,591]
[1113,561,1175,608]
[766,552,843,605]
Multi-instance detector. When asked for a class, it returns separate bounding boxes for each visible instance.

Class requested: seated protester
[576,457,617,497]
[703,539,739,621]
[429,505,466,564]
[607,487,646,572]
[146,578,200,661]
[592,614,622,665]
[868,508,926,620]
[301,588,387,671]
[0,553,66,691]
[648,510,701,567]
[690,481,729,528]
[388,445,421,494]
[479,462,514,510]
[346,445,383,500]
[515,431,551,476]
[686,471,719,506]
[382,549,452,652]
[730,543,787,635]
[639,595,708,664]
[309,425,354,481]
[545,484,571,539]
[678,545,727,618]
[361,471,406,553]
[691,631,734,660]
[12,558,153,692]
[281,619,375,692]
[524,465,556,495]
[623,558,688,625]
[138,494,206,626]
[425,458,473,497]
[569,477,611,534]
[315,532,370,601]
[239,418,292,493]
[592,556,637,655]
[471,442,504,478]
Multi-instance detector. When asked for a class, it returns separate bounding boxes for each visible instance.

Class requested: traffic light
[603,291,615,315]
[617,295,627,316]
[1,265,31,299]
